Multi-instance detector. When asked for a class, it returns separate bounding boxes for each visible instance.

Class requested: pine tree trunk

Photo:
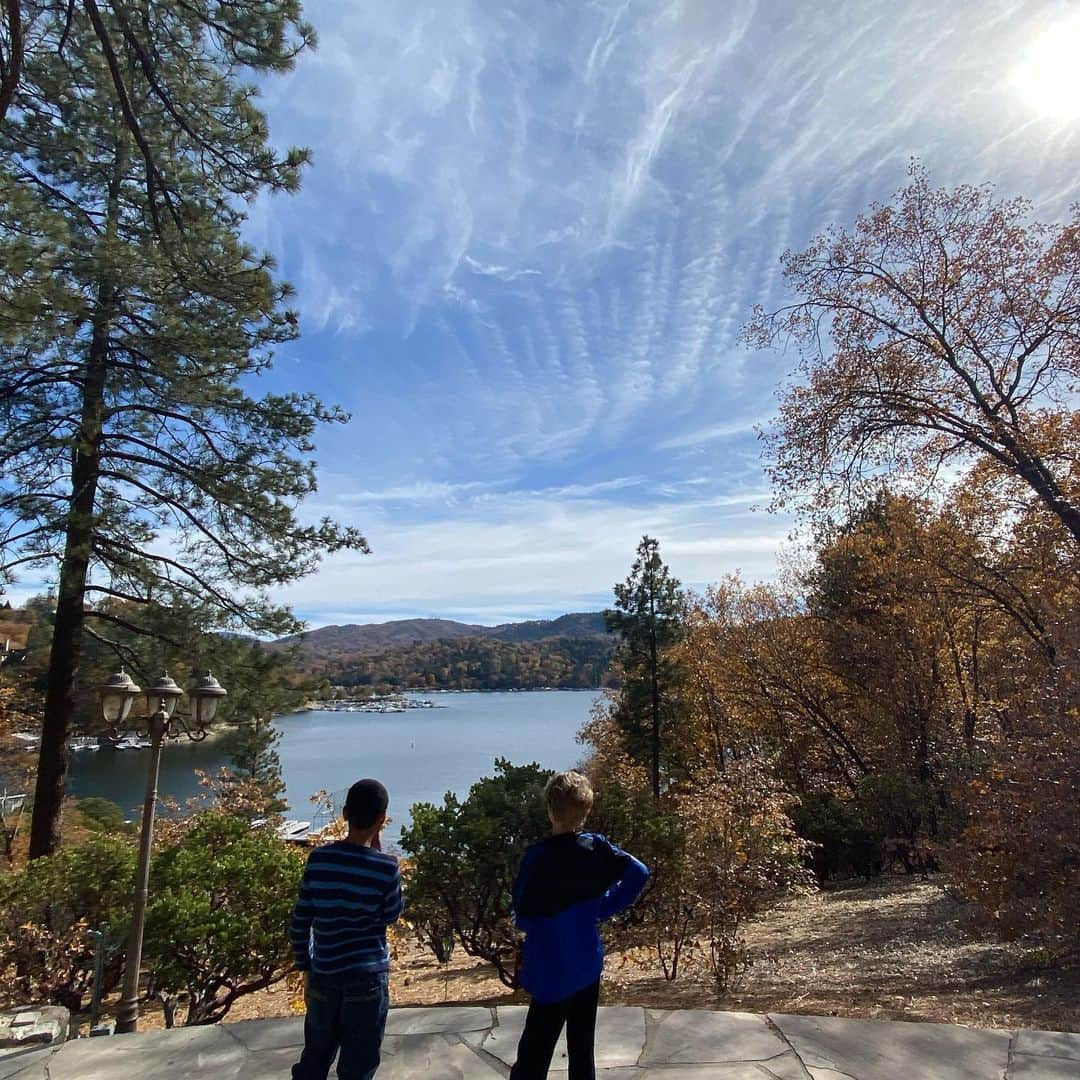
[28,138,124,859]
[649,591,661,801]
[0,0,24,123]
[28,318,110,859]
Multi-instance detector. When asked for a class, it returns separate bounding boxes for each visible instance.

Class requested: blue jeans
[292,970,390,1080]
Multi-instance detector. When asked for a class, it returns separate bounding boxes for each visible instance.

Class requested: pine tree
[219,716,288,818]
[0,3,366,857]
[605,536,686,799]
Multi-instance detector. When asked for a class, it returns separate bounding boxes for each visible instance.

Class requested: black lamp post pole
[114,704,169,1034]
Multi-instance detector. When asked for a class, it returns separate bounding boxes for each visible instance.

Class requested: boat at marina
[112,736,152,750]
[276,819,314,843]
[315,696,445,714]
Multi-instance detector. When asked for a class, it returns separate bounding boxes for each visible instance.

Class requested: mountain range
[275,611,609,658]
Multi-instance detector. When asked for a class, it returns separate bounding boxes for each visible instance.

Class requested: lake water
[67,690,601,843]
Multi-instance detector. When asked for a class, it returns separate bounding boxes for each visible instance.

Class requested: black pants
[509,979,601,1080]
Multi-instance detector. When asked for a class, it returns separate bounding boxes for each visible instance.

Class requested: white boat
[113,736,151,750]
[276,819,313,843]
[68,736,101,752]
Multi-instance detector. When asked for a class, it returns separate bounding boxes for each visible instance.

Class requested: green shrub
[0,835,135,1009]
[855,772,940,873]
[789,792,883,884]
[76,797,127,834]
[400,759,553,985]
[143,812,305,1025]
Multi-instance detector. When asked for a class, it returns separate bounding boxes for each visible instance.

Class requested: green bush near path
[75,797,128,835]
[0,813,304,1025]
[144,814,305,1026]
[0,834,136,1010]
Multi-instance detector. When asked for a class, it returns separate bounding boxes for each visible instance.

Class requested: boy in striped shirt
[291,778,404,1080]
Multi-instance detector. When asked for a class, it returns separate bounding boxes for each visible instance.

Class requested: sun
[1013,17,1080,120]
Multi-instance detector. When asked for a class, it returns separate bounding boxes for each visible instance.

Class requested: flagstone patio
[1,1006,1077,1079]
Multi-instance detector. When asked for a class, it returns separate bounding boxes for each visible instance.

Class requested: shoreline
[303,686,605,711]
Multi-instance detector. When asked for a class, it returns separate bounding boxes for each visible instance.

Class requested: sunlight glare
[1013,18,1080,120]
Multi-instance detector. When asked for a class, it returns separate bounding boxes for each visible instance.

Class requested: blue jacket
[512,832,649,1003]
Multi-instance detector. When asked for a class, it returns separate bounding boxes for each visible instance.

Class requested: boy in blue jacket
[510,771,650,1080]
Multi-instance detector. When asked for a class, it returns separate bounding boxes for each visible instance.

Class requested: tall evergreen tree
[219,716,288,818]
[605,536,686,799]
[0,2,366,857]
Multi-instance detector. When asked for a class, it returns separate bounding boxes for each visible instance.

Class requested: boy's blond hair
[545,770,594,829]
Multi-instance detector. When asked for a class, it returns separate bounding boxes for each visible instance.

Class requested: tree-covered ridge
[276,611,608,657]
[315,634,616,693]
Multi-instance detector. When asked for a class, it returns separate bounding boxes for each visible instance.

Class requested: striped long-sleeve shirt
[290,840,404,977]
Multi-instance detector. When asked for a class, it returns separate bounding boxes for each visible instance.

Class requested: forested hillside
[488,612,607,643]
[312,635,616,692]
[279,611,615,691]
[277,611,607,658]
[275,618,490,657]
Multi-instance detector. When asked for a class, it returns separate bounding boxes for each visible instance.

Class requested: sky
[240,0,1077,626]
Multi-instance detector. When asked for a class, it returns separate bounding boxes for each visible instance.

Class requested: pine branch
[81,0,178,237]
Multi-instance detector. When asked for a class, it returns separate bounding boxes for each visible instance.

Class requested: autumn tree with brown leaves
[747,163,1080,544]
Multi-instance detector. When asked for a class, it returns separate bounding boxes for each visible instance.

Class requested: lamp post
[99,668,227,1034]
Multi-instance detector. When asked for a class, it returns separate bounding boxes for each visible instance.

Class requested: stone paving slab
[49,1023,248,1080]
[381,1033,502,1077]
[1009,1056,1080,1080]
[0,1048,52,1080]
[755,1052,815,1080]
[590,1069,798,1079]
[640,1009,792,1067]
[225,1017,305,1052]
[234,1046,302,1080]
[386,1005,494,1036]
[1012,1029,1080,1061]
[31,1004,1080,1078]
[770,1013,1013,1080]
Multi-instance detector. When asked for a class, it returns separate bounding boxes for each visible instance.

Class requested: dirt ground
[128,876,1079,1034]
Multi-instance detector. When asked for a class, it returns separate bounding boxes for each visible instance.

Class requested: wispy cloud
[657,417,767,451]
[242,0,1079,623]
[336,480,500,505]
[463,256,542,281]
[286,480,789,626]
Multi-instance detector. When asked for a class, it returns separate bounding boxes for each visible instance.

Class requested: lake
[67,690,601,844]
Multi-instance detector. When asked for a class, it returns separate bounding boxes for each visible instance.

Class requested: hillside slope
[278,611,608,657]
[275,618,489,656]
[487,611,607,643]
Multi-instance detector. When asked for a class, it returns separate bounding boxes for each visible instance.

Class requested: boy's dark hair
[343,778,389,828]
